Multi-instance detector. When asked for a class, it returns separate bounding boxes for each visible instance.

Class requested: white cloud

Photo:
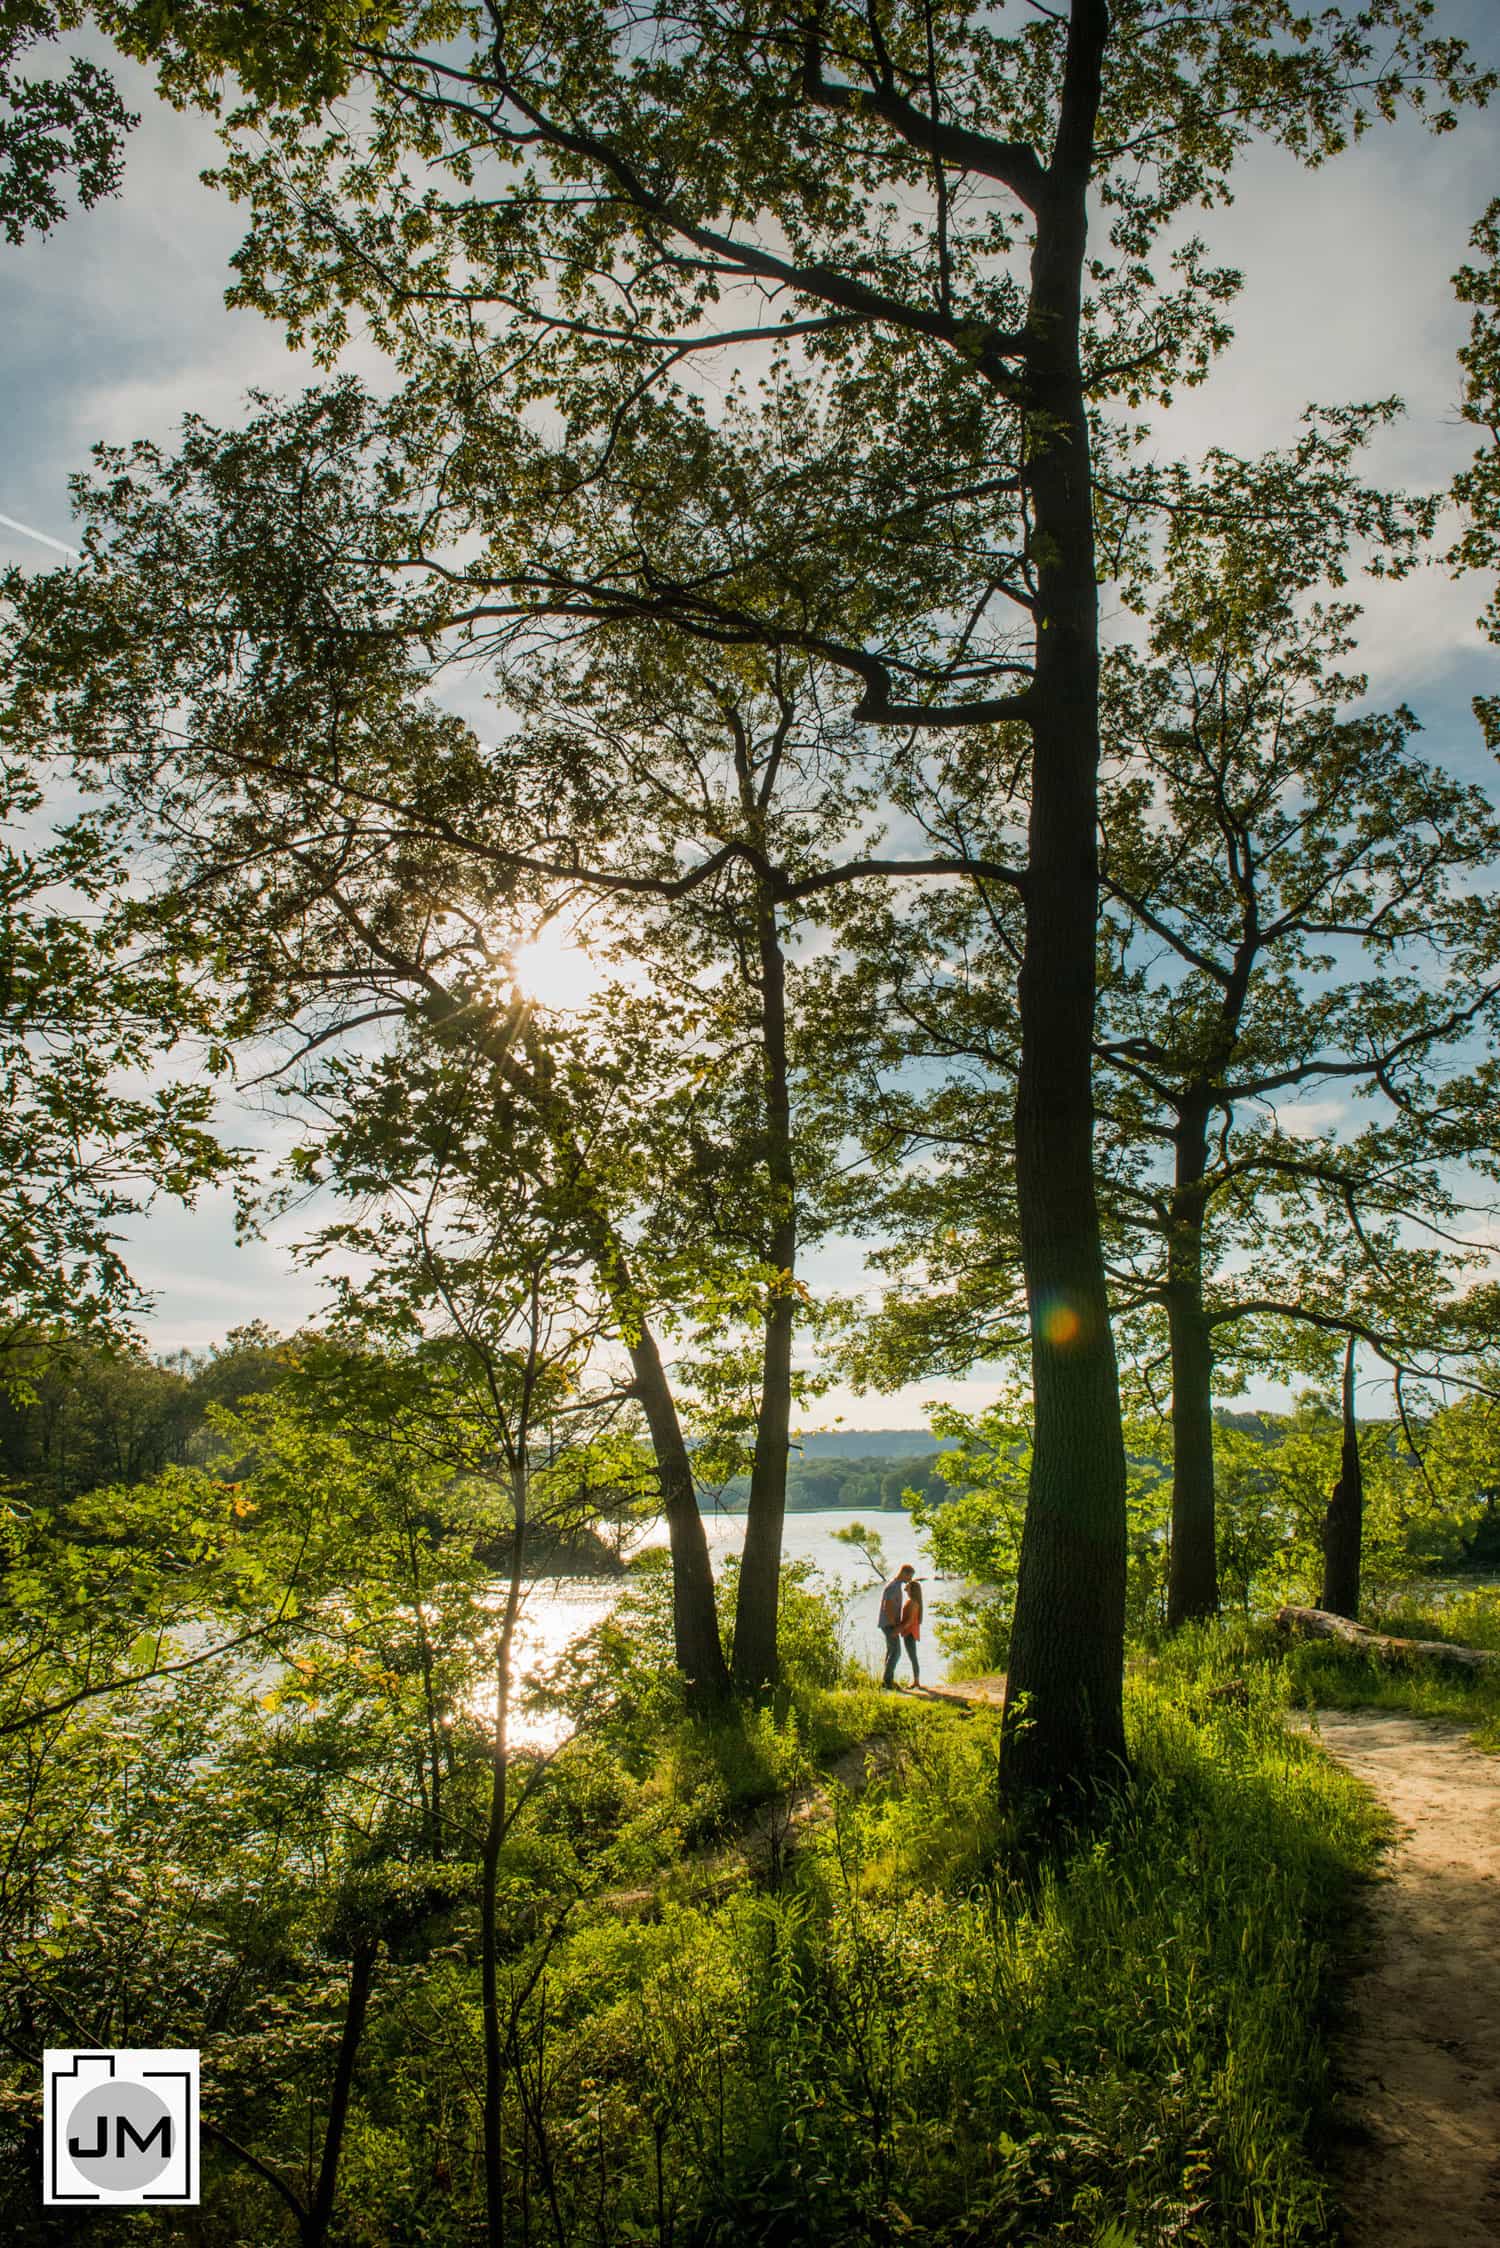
[1267,1096,1351,1140]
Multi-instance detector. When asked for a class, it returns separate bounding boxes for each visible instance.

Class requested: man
[878,1564,916,1689]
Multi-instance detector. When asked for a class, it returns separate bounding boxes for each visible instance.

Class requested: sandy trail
[911,1674,1007,1708]
[1307,1708,1500,2248]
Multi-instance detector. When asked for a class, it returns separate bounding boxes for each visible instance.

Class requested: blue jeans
[880,1624,901,1686]
[902,1633,920,1685]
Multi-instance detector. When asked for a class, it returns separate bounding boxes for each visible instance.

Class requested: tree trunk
[404,1510,446,1853]
[626,1318,731,1697]
[1001,0,1129,1799]
[480,1489,526,2248]
[732,884,796,1689]
[1165,1103,1218,1627]
[480,1650,507,2248]
[303,1939,377,2248]
[1319,1336,1363,1620]
[479,1011,729,1699]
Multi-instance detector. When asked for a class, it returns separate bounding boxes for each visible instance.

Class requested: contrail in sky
[0,511,78,558]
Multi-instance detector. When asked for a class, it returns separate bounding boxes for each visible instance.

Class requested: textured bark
[480,1689,506,2248]
[1166,1100,1219,1627]
[566,1194,728,1700]
[405,1516,446,1854]
[1319,1336,1363,1620]
[1001,0,1129,1797]
[480,1475,526,2248]
[733,882,797,1688]
[476,1013,729,1699]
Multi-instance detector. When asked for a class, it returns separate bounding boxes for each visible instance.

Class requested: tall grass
[1363,1582,1500,1649]
[468,1626,1384,2247]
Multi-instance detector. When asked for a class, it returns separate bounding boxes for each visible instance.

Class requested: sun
[510,921,612,1014]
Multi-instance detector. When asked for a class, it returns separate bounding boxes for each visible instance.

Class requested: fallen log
[1275,1605,1500,1676]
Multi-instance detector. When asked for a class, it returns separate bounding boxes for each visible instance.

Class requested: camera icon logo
[43,2050,199,2206]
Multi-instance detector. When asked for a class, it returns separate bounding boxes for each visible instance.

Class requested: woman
[898,1576,923,1687]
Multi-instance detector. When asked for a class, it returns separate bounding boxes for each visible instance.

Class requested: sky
[4,12,1498,1428]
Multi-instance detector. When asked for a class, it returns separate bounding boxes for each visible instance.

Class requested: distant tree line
[0,1326,642,1574]
[0,1325,286,1503]
[714,1450,948,1515]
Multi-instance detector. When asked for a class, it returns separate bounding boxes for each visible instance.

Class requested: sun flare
[510,922,613,1014]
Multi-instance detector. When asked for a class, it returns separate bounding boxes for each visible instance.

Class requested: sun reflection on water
[467,1510,966,1751]
[467,1579,623,1751]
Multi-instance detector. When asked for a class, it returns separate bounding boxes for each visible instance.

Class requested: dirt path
[909,1674,1007,1709]
[1306,1708,1500,2248]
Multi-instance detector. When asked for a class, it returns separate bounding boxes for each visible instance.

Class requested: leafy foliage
[1,1576,1386,2245]
[0,763,233,1353]
[839,413,1500,1403]
[8,0,1484,1781]
[916,1389,1500,1673]
[0,1322,284,1500]
[0,2,135,242]
[1452,194,1500,729]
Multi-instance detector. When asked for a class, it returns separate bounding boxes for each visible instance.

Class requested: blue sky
[4,17,1498,1425]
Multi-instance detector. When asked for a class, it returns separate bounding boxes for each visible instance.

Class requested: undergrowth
[1280,1585,1500,1749]
[467,1625,1383,2248]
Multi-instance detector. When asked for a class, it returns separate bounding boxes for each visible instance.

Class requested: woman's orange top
[899,1595,921,1639]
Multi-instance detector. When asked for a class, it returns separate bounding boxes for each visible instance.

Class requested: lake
[504,1507,968,1742]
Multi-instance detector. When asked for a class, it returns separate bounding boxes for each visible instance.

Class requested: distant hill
[712,1433,947,1513]
[697,1408,1400,1516]
[794,1429,938,1458]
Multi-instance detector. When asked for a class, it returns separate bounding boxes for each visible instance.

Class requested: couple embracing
[877,1562,924,1689]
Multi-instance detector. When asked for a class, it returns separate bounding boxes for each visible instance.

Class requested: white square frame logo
[43,2050,199,2207]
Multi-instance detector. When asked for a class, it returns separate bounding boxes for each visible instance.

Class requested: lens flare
[1038,1297,1084,1349]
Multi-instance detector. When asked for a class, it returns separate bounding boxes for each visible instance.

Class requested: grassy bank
[4,1590,1400,2247]
[1280,1586,1500,1749]
[312,1631,1383,2248]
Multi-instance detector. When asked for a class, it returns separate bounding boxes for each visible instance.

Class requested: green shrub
[475,1628,1383,2245]
[1364,1582,1500,1649]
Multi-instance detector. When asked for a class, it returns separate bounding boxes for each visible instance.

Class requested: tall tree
[290,1037,639,2248]
[11,490,735,1691]
[491,643,872,1683]
[1453,194,1500,740]
[41,0,1499,1785]
[1097,430,1500,1620]
[835,425,1500,1623]
[1319,1336,1364,1618]
[7,418,972,1693]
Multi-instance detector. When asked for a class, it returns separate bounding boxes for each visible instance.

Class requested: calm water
[501,1507,965,1744]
